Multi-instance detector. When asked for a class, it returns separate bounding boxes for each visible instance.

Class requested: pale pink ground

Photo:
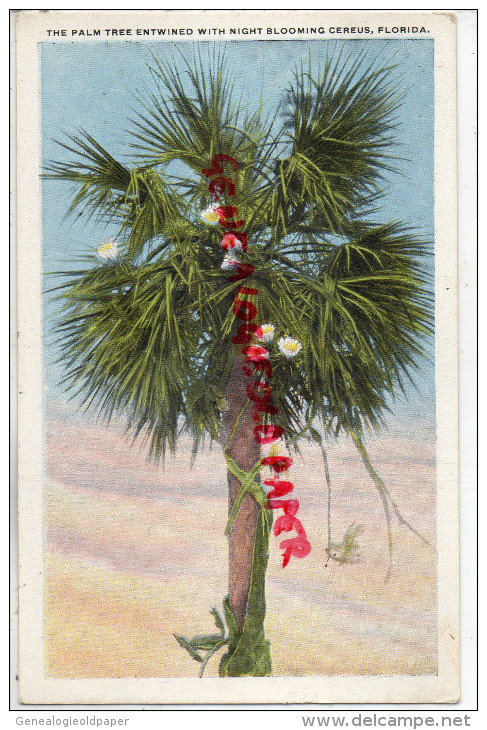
[44,399,437,678]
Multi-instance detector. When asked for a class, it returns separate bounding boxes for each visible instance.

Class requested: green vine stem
[224,453,267,535]
[219,504,273,676]
[350,429,432,581]
[175,456,272,677]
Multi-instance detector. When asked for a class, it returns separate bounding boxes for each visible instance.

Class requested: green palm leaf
[269,51,403,234]
[47,48,433,459]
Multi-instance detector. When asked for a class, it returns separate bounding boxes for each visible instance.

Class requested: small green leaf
[198,639,228,678]
[222,596,240,641]
[327,522,364,565]
[173,633,203,663]
[309,426,323,445]
[189,633,227,651]
[210,607,226,637]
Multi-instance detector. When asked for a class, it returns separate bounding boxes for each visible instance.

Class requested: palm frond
[44,132,188,260]
[268,50,404,235]
[44,132,132,221]
[131,49,246,171]
[46,48,433,460]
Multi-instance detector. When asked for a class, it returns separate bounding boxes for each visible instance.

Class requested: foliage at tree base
[219,635,272,677]
[175,505,273,677]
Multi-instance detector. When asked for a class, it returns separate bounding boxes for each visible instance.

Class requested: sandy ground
[44,399,437,678]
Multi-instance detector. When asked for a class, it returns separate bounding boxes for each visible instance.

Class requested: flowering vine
[201,153,311,569]
[175,153,315,678]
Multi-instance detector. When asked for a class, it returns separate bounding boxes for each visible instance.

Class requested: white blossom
[222,233,244,252]
[200,202,220,224]
[97,237,119,261]
[277,336,302,358]
[258,323,275,343]
[221,253,241,270]
[261,438,288,460]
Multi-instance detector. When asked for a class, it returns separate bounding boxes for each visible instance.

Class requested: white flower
[221,253,241,270]
[200,202,220,224]
[221,233,243,252]
[257,323,275,343]
[97,237,119,261]
[277,336,302,359]
[261,438,288,460]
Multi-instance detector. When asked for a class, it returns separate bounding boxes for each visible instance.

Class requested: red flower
[242,351,272,379]
[254,424,284,444]
[246,382,278,414]
[209,177,236,197]
[219,218,245,230]
[228,262,255,282]
[216,207,243,228]
[250,360,273,378]
[222,234,239,250]
[273,515,305,536]
[273,514,299,534]
[232,322,260,344]
[212,153,239,171]
[279,535,312,567]
[242,345,269,363]
[267,498,300,516]
[247,381,271,399]
[217,205,239,218]
[233,232,248,251]
[202,154,239,177]
[232,295,257,322]
[260,455,293,473]
[222,232,247,252]
[264,479,294,498]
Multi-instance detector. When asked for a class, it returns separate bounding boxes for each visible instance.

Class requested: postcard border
[16,8,459,705]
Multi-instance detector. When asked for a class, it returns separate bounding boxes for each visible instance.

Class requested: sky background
[40,38,435,431]
[39,39,439,681]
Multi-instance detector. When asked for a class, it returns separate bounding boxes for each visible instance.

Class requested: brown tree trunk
[222,350,261,629]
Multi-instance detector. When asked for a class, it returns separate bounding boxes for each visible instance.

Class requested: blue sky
[41,38,435,429]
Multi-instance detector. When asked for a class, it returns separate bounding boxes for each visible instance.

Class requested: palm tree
[46,47,433,677]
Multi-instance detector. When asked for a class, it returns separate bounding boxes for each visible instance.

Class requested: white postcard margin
[15,9,459,705]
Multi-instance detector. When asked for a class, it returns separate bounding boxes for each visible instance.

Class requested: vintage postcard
[15,9,459,705]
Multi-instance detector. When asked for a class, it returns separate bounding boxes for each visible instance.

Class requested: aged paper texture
[15,9,459,705]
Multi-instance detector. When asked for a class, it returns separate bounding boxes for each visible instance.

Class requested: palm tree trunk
[219,349,272,676]
[222,351,261,626]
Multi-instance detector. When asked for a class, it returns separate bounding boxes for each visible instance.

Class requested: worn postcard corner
[15,9,459,706]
